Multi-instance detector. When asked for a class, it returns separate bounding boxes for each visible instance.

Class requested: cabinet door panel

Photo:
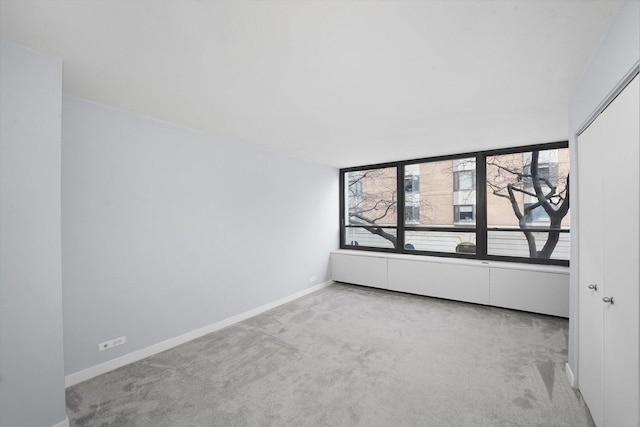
[601,75,639,427]
[387,259,490,304]
[578,103,605,427]
[331,253,388,289]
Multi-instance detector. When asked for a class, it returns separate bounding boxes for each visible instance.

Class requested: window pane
[486,147,569,260]
[488,230,569,260]
[486,148,569,228]
[345,227,397,249]
[405,157,476,226]
[405,231,476,254]
[345,167,397,227]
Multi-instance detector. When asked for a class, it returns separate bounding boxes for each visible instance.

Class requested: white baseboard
[65,281,334,388]
[52,415,69,427]
[565,362,576,388]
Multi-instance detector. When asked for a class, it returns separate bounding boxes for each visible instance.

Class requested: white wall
[567,0,640,380]
[0,40,67,427]
[62,96,339,376]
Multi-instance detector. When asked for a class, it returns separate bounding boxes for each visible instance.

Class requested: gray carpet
[66,283,594,426]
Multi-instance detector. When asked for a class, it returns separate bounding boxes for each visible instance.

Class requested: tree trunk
[538,217,562,258]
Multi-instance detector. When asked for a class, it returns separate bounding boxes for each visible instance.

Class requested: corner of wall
[0,39,66,427]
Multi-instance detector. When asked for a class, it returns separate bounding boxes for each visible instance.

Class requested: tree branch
[349,214,397,247]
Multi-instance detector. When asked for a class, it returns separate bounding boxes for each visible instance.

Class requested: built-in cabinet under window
[330,250,569,318]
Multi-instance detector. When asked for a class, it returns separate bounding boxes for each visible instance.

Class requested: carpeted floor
[66,283,594,426]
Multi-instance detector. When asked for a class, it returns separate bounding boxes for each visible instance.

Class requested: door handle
[602,296,614,304]
[588,284,598,291]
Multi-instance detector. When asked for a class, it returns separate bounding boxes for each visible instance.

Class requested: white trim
[65,281,334,388]
[565,362,576,388]
[575,62,640,138]
[52,416,69,427]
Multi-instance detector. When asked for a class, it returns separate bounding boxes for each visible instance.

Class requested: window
[405,159,461,227]
[405,205,420,224]
[454,205,475,223]
[486,147,569,261]
[399,157,477,253]
[454,170,475,191]
[405,175,419,193]
[524,162,558,190]
[343,167,398,249]
[404,167,421,226]
[524,203,550,223]
[340,142,569,265]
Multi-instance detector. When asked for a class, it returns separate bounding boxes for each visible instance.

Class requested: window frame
[341,163,401,254]
[339,141,569,266]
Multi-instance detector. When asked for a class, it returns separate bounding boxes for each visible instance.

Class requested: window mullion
[476,153,488,258]
[397,163,405,252]
[339,171,345,247]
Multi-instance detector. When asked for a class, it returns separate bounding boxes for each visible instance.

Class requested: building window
[454,170,475,191]
[340,142,569,265]
[405,205,420,224]
[404,166,422,226]
[524,162,558,190]
[454,205,475,223]
[524,203,550,223]
[405,175,419,193]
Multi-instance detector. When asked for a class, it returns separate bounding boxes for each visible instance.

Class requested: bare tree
[347,169,399,246]
[487,150,569,258]
[347,166,437,248]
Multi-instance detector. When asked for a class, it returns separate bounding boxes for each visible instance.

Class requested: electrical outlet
[99,336,126,352]
[309,276,318,283]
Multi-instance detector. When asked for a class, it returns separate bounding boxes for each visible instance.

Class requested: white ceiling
[0,0,622,168]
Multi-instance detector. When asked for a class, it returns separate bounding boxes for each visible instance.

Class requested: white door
[578,92,605,427]
[578,74,640,427]
[600,74,639,427]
